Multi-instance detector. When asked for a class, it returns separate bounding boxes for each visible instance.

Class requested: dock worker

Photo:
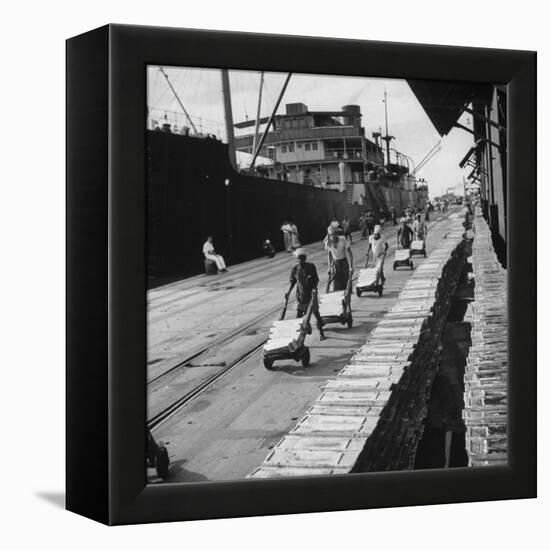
[327,227,354,291]
[329,217,341,234]
[280,220,292,252]
[413,213,428,241]
[390,205,397,226]
[366,225,389,286]
[342,215,352,244]
[202,236,227,272]
[359,211,368,240]
[285,248,326,340]
[397,218,414,249]
[365,210,374,236]
[289,221,301,250]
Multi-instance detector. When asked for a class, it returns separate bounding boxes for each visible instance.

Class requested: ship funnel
[342,105,360,126]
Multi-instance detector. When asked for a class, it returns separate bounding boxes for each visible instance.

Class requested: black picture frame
[66,24,536,525]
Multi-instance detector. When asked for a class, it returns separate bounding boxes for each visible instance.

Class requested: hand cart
[262,291,316,370]
[393,248,414,270]
[318,276,353,328]
[356,267,383,296]
[147,429,170,479]
[410,238,427,258]
[356,250,387,297]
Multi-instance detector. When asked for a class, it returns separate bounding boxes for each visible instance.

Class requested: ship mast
[252,72,264,161]
[158,67,198,134]
[221,69,237,168]
[382,88,394,167]
[250,73,292,170]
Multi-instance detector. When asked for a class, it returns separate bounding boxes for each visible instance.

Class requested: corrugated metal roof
[407,80,493,136]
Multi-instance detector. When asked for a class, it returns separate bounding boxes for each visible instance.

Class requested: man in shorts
[286,248,326,339]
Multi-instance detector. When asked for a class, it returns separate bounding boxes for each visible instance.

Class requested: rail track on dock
[147,297,295,429]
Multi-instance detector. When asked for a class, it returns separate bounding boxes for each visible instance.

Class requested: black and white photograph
[145,66,508,483]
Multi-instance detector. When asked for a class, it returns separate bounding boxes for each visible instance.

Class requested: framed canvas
[66,24,536,525]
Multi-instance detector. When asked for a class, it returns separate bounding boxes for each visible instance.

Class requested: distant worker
[390,205,397,226]
[280,220,292,252]
[327,227,354,291]
[366,225,389,286]
[365,210,374,236]
[359,212,368,240]
[262,238,275,258]
[342,215,352,244]
[289,221,301,250]
[329,217,341,234]
[397,218,414,250]
[413,213,428,241]
[286,248,326,340]
[202,236,227,272]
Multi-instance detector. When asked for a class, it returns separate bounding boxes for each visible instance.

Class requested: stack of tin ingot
[352,223,467,471]
[318,290,346,318]
[248,215,468,478]
[263,319,304,354]
[463,213,508,466]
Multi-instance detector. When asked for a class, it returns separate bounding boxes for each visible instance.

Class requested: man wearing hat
[366,225,389,286]
[326,228,354,291]
[285,248,326,339]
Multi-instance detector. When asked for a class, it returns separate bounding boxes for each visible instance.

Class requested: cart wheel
[356,288,362,297]
[378,285,383,296]
[155,446,170,479]
[301,348,311,368]
[410,261,414,270]
[393,262,397,271]
[263,357,274,370]
[347,314,353,328]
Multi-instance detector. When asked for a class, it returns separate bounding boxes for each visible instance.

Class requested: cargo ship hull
[147,130,422,286]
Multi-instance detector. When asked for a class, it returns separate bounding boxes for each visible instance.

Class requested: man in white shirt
[280,221,292,252]
[366,225,388,286]
[326,227,354,291]
[202,236,227,272]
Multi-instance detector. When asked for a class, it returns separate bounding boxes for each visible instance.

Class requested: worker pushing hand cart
[318,268,353,328]
[357,224,388,296]
[411,213,428,258]
[262,290,317,370]
[356,250,387,297]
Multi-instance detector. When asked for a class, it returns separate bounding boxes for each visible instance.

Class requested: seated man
[202,236,227,272]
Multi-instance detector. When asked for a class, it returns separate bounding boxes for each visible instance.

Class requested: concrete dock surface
[148,207,461,483]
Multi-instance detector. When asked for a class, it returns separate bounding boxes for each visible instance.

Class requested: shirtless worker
[326,227,354,291]
[285,248,326,340]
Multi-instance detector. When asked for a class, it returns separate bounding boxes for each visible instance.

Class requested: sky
[147,66,476,197]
